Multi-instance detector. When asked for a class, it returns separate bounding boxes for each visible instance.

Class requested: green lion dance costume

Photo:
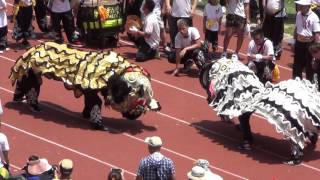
[9,42,161,130]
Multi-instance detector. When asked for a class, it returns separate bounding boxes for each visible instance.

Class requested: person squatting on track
[171,19,205,76]
[199,57,320,165]
[9,42,161,131]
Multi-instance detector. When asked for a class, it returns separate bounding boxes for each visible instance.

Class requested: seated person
[247,28,275,84]
[171,19,204,76]
[128,0,160,62]
[21,155,55,179]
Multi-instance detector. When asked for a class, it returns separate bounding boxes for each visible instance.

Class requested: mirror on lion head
[102,73,161,120]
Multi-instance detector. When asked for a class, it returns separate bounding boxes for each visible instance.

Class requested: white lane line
[1,121,137,177]
[0,86,248,179]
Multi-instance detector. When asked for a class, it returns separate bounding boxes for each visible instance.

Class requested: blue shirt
[137,152,175,180]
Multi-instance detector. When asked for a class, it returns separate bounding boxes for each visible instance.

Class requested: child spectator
[203,0,223,53]
[0,0,7,54]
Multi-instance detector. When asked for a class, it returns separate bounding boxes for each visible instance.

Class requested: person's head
[107,168,125,180]
[58,159,73,179]
[250,28,265,45]
[295,0,312,15]
[309,42,320,59]
[177,19,189,38]
[208,0,219,5]
[187,166,217,180]
[145,136,162,153]
[194,159,210,171]
[142,0,155,14]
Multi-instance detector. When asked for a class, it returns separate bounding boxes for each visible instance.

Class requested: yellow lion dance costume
[10,42,161,130]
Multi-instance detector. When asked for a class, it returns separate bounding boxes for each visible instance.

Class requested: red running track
[0,2,320,179]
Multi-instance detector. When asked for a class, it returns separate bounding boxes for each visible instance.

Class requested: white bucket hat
[187,166,218,180]
[145,136,162,147]
[295,0,312,6]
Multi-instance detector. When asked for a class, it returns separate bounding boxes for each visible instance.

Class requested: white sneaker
[231,53,239,61]
[221,52,227,58]
[0,50,3,54]
[5,47,10,51]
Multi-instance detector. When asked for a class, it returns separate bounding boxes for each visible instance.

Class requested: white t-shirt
[140,0,162,16]
[175,27,200,49]
[265,0,286,17]
[0,0,7,28]
[21,0,33,6]
[247,38,274,62]
[51,0,71,13]
[226,0,250,18]
[296,10,320,38]
[144,12,160,49]
[172,0,191,18]
[204,4,223,31]
[0,133,9,168]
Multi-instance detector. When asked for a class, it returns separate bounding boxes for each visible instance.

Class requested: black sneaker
[238,141,252,150]
[284,158,302,166]
[12,97,24,103]
[30,105,41,112]
[91,122,108,131]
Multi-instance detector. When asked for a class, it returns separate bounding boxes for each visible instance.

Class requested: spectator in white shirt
[262,0,286,60]
[0,0,7,54]
[293,0,320,81]
[0,99,10,173]
[203,0,223,52]
[247,28,275,84]
[129,0,160,61]
[172,19,204,76]
[221,0,250,60]
[165,0,198,47]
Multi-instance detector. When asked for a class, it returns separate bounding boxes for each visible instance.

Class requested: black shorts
[205,30,218,47]
[226,14,246,28]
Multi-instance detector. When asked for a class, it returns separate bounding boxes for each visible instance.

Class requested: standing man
[293,0,320,81]
[221,0,250,60]
[165,0,198,47]
[136,136,175,180]
[129,0,160,61]
[262,0,286,60]
[0,99,10,174]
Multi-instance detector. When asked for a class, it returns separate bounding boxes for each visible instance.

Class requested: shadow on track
[191,119,320,164]
[4,101,157,135]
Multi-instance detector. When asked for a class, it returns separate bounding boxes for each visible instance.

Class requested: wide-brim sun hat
[27,158,52,176]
